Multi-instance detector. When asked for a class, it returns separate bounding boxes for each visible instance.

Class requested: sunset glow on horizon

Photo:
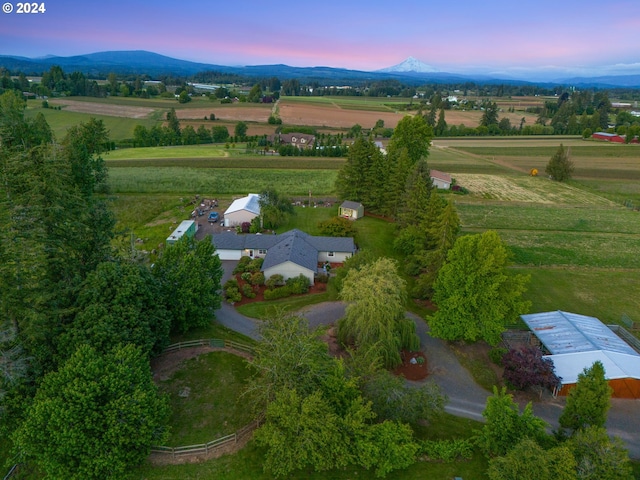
[1,0,639,80]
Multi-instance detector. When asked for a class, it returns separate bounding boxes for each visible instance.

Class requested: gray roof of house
[340,200,363,210]
[262,230,318,272]
[211,232,247,250]
[521,311,638,356]
[211,229,355,270]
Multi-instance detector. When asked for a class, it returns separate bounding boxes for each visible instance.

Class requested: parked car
[208,211,219,223]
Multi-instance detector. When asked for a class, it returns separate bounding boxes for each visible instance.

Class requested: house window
[328,251,335,257]
[258,249,267,255]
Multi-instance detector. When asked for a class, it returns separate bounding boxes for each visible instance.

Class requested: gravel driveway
[214,298,640,458]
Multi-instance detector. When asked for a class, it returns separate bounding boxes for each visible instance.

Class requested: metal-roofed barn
[223,194,261,227]
[521,311,640,398]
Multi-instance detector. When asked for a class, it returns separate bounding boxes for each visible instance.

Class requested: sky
[1,0,639,81]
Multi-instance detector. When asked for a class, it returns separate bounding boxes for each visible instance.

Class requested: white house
[223,194,261,227]
[212,229,356,284]
[430,169,452,189]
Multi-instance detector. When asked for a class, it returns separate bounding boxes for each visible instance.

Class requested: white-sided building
[211,229,356,284]
[223,194,261,227]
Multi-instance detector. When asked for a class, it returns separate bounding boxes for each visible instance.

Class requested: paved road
[214,293,640,458]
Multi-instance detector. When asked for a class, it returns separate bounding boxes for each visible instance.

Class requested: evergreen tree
[545,144,574,181]
[559,360,613,433]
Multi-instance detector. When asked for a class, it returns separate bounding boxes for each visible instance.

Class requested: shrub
[250,272,265,286]
[502,346,561,391]
[285,274,311,294]
[241,222,251,233]
[316,273,329,284]
[489,347,508,366]
[265,274,285,289]
[317,216,356,237]
[225,286,242,303]
[241,283,256,298]
[241,272,252,282]
[233,256,252,274]
[263,286,292,300]
[247,257,264,273]
[419,439,474,462]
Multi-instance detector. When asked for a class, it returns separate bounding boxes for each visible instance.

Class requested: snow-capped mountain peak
[377,56,439,73]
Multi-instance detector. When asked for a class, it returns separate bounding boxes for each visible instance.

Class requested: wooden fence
[608,325,640,354]
[150,419,260,458]
[161,338,254,355]
[151,338,258,460]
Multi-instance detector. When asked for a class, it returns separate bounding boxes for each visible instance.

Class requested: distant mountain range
[1,50,640,88]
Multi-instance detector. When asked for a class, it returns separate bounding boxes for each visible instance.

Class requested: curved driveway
[214,287,640,459]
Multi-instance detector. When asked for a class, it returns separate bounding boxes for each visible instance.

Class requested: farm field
[24,103,157,141]
[107,167,338,195]
[278,98,407,129]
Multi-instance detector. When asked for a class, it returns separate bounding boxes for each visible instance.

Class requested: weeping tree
[338,257,419,368]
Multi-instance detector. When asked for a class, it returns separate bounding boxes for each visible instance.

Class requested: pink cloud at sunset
[0,0,639,79]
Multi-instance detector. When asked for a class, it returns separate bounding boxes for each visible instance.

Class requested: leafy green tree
[387,115,431,165]
[259,187,294,229]
[152,237,223,333]
[247,83,263,103]
[362,369,445,426]
[356,420,420,478]
[180,124,198,145]
[211,125,229,142]
[177,90,191,103]
[568,426,633,480]
[234,121,248,138]
[317,216,357,238]
[338,258,419,368]
[431,231,531,345]
[488,438,577,480]
[475,386,548,457]
[559,360,612,433]
[247,312,333,408]
[58,261,171,360]
[13,344,169,480]
[255,387,357,476]
[545,144,574,181]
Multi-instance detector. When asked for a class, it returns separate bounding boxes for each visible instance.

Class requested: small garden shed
[339,201,364,220]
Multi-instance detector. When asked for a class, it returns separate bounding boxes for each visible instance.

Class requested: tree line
[0,90,224,478]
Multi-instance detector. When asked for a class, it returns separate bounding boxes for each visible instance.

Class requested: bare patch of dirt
[320,325,347,359]
[278,102,406,129]
[394,350,428,381]
[48,99,154,118]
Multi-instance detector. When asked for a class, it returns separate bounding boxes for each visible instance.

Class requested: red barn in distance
[592,132,638,144]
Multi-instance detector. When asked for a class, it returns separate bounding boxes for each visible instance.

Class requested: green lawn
[105,144,230,160]
[159,351,255,447]
[521,267,640,326]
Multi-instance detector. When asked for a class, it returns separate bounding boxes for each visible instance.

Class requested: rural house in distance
[211,229,356,284]
[430,169,452,189]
